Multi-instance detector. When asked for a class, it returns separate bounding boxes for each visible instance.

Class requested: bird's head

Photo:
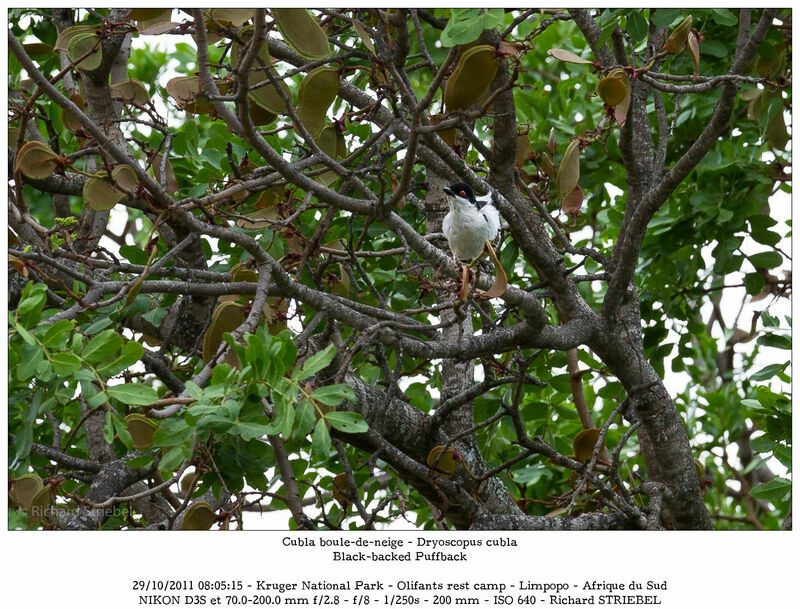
[443,182,476,207]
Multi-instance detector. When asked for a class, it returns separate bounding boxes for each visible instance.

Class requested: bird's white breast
[443,197,498,261]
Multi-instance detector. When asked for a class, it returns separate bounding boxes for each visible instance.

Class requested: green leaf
[482,8,505,29]
[142,307,168,327]
[125,454,157,468]
[757,333,791,350]
[751,364,788,382]
[761,311,780,328]
[39,319,75,348]
[596,8,624,27]
[548,373,572,394]
[8,509,29,530]
[440,9,484,46]
[103,411,115,444]
[107,383,159,406]
[86,390,109,409]
[10,317,37,345]
[81,329,123,365]
[749,434,775,454]
[119,244,150,265]
[265,393,296,437]
[597,18,620,46]
[50,352,83,376]
[713,245,743,274]
[153,419,193,449]
[312,421,331,457]
[701,40,728,58]
[749,477,791,503]
[229,420,272,441]
[210,363,234,385]
[744,272,766,295]
[651,8,682,27]
[626,12,648,42]
[294,399,316,438]
[711,8,738,27]
[749,215,782,246]
[406,382,435,411]
[96,340,144,377]
[765,412,791,441]
[511,464,549,485]
[16,343,45,382]
[773,444,792,470]
[323,411,368,434]
[742,455,770,476]
[311,384,355,406]
[197,414,235,433]
[755,386,790,412]
[158,444,191,478]
[749,251,783,269]
[82,316,113,335]
[17,284,47,328]
[111,412,133,449]
[750,227,782,247]
[74,368,95,382]
[294,344,337,381]
[184,381,203,400]
[277,333,298,376]
[14,390,41,460]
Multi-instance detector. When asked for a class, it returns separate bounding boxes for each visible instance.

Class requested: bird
[442,182,507,300]
[442,182,500,261]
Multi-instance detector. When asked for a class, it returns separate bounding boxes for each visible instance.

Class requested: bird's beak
[443,187,454,197]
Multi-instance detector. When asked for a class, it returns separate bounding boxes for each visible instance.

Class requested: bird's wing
[479,203,500,240]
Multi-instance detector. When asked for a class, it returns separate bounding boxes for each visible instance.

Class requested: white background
[3,530,798,607]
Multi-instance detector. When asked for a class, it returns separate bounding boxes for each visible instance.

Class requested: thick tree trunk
[589,292,713,529]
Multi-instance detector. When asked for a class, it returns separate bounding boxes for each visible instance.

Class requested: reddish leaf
[556,140,580,199]
[687,31,700,80]
[664,15,692,54]
[547,48,592,64]
[561,186,584,226]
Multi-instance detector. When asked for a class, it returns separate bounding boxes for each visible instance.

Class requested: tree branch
[603,9,776,315]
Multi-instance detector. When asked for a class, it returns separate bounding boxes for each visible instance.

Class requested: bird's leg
[457,263,472,302]
[450,253,471,303]
[474,241,508,299]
